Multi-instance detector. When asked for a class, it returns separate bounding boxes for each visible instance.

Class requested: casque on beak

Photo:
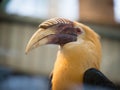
[25,18,80,54]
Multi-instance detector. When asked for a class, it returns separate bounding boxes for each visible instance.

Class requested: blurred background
[0,0,120,90]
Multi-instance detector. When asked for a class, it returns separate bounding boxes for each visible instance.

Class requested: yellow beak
[25,28,56,54]
[25,19,78,54]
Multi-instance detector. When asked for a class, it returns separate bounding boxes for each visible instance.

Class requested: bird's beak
[25,27,56,54]
[25,19,78,54]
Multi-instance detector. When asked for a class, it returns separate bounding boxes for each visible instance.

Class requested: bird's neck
[52,42,101,90]
[52,51,84,90]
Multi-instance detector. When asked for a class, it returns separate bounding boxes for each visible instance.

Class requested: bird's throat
[52,42,100,90]
[52,51,84,90]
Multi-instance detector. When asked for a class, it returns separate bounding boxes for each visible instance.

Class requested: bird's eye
[75,28,82,34]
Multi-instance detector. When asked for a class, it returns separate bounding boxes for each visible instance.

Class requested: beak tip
[25,46,30,55]
[25,51,28,55]
[25,49,28,55]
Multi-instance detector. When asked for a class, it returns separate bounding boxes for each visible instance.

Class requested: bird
[25,18,116,90]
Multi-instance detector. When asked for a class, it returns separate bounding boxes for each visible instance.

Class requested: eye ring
[75,28,82,34]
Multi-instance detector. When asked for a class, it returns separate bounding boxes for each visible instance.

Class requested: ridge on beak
[25,18,79,54]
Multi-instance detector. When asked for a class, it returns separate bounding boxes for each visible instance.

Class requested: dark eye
[75,28,82,34]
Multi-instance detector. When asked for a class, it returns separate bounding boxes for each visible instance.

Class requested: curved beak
[25,22,78,54]
[25,28,56,54]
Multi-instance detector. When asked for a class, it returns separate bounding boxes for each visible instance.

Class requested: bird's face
[25,18,101,58]
[26,18,81,53]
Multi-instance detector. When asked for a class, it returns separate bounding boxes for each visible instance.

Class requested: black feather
[49,73,53,90]
[83,68,117,90]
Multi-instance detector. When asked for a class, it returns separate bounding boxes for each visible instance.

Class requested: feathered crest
[39,18,73,29]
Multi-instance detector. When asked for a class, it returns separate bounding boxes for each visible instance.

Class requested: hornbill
[25,18,116,90]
